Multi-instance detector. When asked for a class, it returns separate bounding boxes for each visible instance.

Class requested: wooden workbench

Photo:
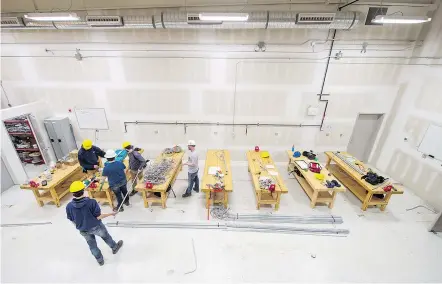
[86,150,143,207]
[246,150,288,210]
[325,151,404,211]
[134,151,184,209]
[201,150,233,208]
[20,162,84,207]
[286,151,345,208]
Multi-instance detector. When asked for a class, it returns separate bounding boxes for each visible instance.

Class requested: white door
[347,114,384,162]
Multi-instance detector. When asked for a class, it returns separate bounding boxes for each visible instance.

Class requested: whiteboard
[418,124,442,160]
[74,108,109,130]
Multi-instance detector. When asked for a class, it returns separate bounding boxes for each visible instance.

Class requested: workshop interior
[0,0,442,282]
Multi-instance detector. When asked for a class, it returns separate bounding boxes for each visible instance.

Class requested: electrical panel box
[44,117,77,160]
[307,107,319,116]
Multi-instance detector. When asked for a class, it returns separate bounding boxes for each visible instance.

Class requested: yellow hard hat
[122,141,131,149]
[70,181,85,193]
[82,139,93,150]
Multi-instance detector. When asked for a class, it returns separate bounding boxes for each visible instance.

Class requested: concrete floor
[1,161,442,282]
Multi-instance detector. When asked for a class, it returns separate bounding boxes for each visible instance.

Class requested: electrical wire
[0,81,12,107]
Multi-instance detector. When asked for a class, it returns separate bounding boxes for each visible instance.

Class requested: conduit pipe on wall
[123,121,321,134]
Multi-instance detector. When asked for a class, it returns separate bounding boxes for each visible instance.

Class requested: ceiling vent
[1,17,24,27]
[296,13,335,25]
[86,16,123,27]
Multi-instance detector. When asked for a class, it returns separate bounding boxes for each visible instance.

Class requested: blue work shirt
[102,161,127,188]
[66,197,102,231]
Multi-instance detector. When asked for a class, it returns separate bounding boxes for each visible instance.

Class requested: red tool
[269,184,276,193]
[145,182,153,189]
[308,162,322,173]
[383,185,393,192]
[29,180,40,188]
[255,146,260,152]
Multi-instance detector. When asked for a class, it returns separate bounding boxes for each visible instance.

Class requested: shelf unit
[3,116,45,166]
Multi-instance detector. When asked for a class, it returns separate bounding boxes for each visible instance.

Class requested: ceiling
[0,0,436,13]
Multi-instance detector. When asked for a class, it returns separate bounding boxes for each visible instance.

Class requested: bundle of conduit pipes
[105,221,349,237]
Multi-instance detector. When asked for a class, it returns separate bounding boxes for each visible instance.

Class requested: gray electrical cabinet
[44,117,77,160]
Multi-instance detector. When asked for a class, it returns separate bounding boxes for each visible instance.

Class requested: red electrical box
[145,182,153,189]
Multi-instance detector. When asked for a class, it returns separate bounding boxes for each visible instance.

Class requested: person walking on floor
[122,141,149,197]
[66,181,123,266]
[182,140,199,198]
[102,149,130,212]
[78,139,106,173]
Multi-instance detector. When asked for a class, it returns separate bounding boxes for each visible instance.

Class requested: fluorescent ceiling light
[372,15,431,24]
[199,13,249,22]
[24,12,80,21]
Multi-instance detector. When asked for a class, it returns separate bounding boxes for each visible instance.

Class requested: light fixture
[372,15,431,24]
[199,13,249,22]
[24,12,80,21]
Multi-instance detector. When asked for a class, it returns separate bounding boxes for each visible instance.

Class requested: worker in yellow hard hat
[66,180,123,266]
[122,141,150,197]
[78,139,105,172]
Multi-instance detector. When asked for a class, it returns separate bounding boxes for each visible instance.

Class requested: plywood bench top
[247,150,288,194]
[202,149,233,193]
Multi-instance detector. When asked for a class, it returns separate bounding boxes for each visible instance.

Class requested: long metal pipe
[123,121,322,134]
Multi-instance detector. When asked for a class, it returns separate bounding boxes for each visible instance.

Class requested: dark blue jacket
[66,197,102,231]
[78,146,105,170]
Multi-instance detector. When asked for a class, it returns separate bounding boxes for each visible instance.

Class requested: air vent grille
[297,13,335,24]
[86,16,123,27]
[1,17,24,27]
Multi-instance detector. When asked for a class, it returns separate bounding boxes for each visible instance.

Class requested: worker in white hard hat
[182,140,199,198]
[102,149,130,212]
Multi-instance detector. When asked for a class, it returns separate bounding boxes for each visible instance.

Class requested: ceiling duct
[1,17,24,27]
[2,11,361,30]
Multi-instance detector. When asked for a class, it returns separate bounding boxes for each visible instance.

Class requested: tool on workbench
[303,150,316,160]
[291,145,295,152]
[293,151,301,158]
[308,162,322,173]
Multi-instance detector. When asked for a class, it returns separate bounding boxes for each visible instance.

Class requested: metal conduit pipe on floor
[105,221,350,236]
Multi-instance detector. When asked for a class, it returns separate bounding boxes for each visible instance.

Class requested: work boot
[98,259,104,266]
[113,206,124,212]
[193,187,199,193]
[182,192,191,198]
[129,190,137,197]
[112,240,124,254]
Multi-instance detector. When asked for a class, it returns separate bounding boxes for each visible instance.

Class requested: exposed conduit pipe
[123,121,321,134]
[318,0,361,131]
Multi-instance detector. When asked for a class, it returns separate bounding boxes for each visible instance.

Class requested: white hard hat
[188,140,196,146]
[104,149,117,159]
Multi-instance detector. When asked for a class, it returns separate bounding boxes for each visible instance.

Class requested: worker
[122,141,149,197]
[102,149,130,212]
[66,180,123,266]
[182,140,199,198]
[78,139,105,172]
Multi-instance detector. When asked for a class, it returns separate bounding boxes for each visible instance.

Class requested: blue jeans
[186,171,199,194]
[111,182,129,209]
[79,223,117,262]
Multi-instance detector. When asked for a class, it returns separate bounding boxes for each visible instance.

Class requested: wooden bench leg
[31,189,44,207]
[381,192,393,211]
[256,191,261,209]
[329,191,337,209]
[161,192,166,209]
[224,191,228,208]
[49,188,60,207]
[275,192,281,211]
[362,192,372,211]
[205,192,210,209]
[142,191,149,208]
[310,191,318,208]
[325,156,331,169]
[106,190,114,208]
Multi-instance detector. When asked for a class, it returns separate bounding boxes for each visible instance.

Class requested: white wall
[372,4,442,210]
[1,4,441,191]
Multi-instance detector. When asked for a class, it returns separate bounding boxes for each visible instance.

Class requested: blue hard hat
[293,151,301,158]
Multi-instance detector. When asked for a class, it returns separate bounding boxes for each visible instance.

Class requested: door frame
[348,112,386,163]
